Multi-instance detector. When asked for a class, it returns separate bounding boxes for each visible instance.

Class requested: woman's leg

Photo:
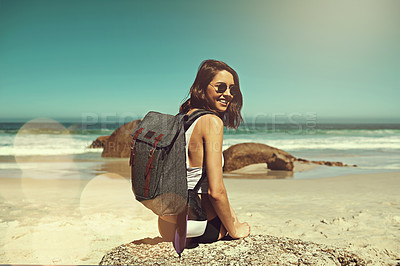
[158,217,176,242]
[217,219,227,240]
[159,195,228,243]
[198,194,227,241]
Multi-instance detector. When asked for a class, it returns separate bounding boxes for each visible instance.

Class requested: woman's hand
[228,205,250,238]
[230,221,250,239]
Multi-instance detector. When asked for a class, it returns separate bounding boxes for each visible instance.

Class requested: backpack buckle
[149,148,155,157]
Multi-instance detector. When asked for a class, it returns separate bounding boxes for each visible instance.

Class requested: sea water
[0,120,399,179]
[225,122,400,178]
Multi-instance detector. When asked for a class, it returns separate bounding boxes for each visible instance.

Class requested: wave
[308,129,400,136]
[359,164,400,170]
[1,135,399,156]
[1,123,400,156]
[0,147,103,156]
[222,135,400,151]
[0,134,103,156]
[0,128,114,136]
[225,128,400,137]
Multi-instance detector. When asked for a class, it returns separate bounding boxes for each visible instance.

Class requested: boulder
[99,234,366,265]
[223,143,295,172]
[102,119,142,158]
[88,135,110,148]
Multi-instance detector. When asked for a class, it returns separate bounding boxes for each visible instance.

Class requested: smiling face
[205,70,235,113]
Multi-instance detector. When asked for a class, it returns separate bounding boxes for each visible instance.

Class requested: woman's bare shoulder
[197,114,223,137]
[197,114,223,127]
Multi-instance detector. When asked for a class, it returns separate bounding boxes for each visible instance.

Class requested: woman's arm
[200,115,250,239]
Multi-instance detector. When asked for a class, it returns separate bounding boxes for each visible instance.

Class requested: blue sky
[0,0,399,123]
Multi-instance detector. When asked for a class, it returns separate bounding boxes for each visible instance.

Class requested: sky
[0,0,399,123]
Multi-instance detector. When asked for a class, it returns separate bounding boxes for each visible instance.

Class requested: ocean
[0,119,399,179]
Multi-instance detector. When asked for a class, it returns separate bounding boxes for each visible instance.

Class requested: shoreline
[1,153,396,181]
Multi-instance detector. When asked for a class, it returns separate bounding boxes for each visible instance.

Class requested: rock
[266,152,294,171]
[297,158,357,167]
[223,143,295,172]
[88,135,110,148]
[102,119,142,158]
[295,158,310,163]
[99,234,366,265]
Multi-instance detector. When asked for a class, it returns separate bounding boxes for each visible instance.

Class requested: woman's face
[205,70,235,113]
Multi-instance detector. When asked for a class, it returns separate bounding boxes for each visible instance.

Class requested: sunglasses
[209,83,239,96]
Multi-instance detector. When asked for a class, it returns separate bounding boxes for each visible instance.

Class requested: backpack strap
[193,168,207,193]
[129,127,144,178]
[129,127,144,190]
[143,133,164,197]
[184,109,217,131]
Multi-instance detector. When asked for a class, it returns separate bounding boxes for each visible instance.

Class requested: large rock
[102,119,142,158]
[223,143,295,172]
[88,135,110,148]
[99,234,366,265]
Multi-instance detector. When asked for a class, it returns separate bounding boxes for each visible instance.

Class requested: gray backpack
[129,110,213,216]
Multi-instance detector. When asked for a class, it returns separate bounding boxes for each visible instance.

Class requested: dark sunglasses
[209,83,239,96]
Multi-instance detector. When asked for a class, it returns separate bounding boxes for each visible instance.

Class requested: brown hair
[179,59,243,129]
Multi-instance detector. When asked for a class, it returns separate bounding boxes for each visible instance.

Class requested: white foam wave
[223,136,400,151]
[360,165,400,170]
[1,130,400,156]
[0,134,102,156]
[0,163,24,169]
[317,129,400,136]
[0,135,15,145]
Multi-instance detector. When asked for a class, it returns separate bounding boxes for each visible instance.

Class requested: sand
[0,159,399,265]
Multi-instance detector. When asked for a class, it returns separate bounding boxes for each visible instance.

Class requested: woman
[158,59,250,244]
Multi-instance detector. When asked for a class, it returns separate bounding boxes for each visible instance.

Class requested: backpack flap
[133,111,187,148]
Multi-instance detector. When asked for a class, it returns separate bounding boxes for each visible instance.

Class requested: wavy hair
[179,59,243,129]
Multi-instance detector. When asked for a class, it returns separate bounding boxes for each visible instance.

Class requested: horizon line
[0,116,399,124]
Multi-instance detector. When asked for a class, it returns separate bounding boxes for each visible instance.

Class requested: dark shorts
[188,216,222,244]
[159,216,223,246]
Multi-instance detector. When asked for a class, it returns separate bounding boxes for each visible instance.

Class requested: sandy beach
[0,158,399,265]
